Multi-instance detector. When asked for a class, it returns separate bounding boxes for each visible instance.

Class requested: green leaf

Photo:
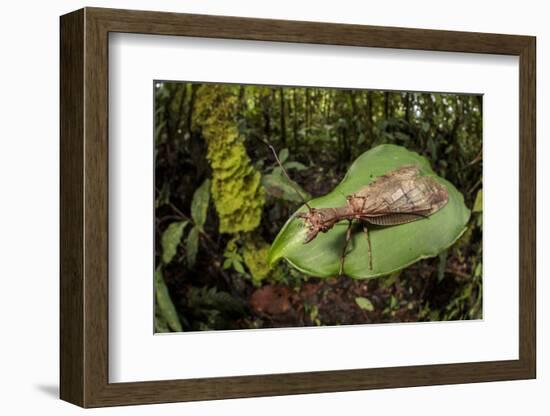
[191,179,211,228]
[186,226,200,268]
[155,183,171,209]
[474,262,482,277]
[284,161,307,171]
[394,132,410,142]
[154,314,170,333]
[268,144,471,279]
[161,221,188,264]
[473,189,483,213]
[279,148,289,164]
[186,286,246,317]
[262,173,311,202]
[380,270,400,288]
[355,297,374,311]
[224,250,242,262]
[155,267,183,332]
[233,260,245,274]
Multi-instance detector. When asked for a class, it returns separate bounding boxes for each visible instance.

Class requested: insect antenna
[268,145,313,211]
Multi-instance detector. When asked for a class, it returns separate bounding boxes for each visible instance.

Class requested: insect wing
[354,165,448,218]
[364,212,430,226]
[359,165,420,193]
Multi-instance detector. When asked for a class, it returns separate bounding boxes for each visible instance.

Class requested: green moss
[194,85,265,234]
[195,85,272,283]
[243,236,271,283]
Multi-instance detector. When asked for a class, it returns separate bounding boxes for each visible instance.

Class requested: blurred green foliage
[154,82,482,332]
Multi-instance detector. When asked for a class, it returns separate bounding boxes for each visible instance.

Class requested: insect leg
[339,220,353,276]
[362,223,373,270]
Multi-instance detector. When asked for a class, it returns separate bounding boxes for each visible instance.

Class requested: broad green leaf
[186,226,200,268]
[154,313,170,333]
[355,297,374,311]
[473,189,483,213]
[191,179,211,228]
[272,166,283,177]
[268,144,470,279]
[279,148,289,164]
[155,267,183,332]
[262,173,311,202]
[161,221,188,264]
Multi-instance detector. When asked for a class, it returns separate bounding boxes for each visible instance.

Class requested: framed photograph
[60,7,536,408]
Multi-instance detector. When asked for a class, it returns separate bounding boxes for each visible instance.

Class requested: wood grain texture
[59,7,536,408]
[518,37,536,376]
[83,9,111,406]
[87,7,532,54]
[59,9,84,406]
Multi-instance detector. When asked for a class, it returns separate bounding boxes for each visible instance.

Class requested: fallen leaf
[250,286,292,315]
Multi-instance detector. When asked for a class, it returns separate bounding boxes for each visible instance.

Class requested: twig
[467,152,482,167]
[467,177,482,196]
[267,145,312,209]
[167,201,188,220]
[157,214,185,225]
[251,135,312,209]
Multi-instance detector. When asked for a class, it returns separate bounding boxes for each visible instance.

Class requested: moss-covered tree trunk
[194,85,271,282]
[194,85,265,233]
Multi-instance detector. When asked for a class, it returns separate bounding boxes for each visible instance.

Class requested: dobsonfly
[268,146,449,275]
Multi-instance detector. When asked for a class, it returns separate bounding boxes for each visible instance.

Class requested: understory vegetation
[154,82,482,332]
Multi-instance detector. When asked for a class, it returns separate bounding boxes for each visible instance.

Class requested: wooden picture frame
[60,7,536,408]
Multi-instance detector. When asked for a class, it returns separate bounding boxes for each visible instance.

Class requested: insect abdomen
[366,213,427,226]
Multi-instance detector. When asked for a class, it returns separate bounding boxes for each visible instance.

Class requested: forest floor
[246,254,473,329]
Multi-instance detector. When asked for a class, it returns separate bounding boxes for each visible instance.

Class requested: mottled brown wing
[352,165,448,225]
[353,165,419,198]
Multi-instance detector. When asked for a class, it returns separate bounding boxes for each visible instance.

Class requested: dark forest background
[154,82,483,332]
